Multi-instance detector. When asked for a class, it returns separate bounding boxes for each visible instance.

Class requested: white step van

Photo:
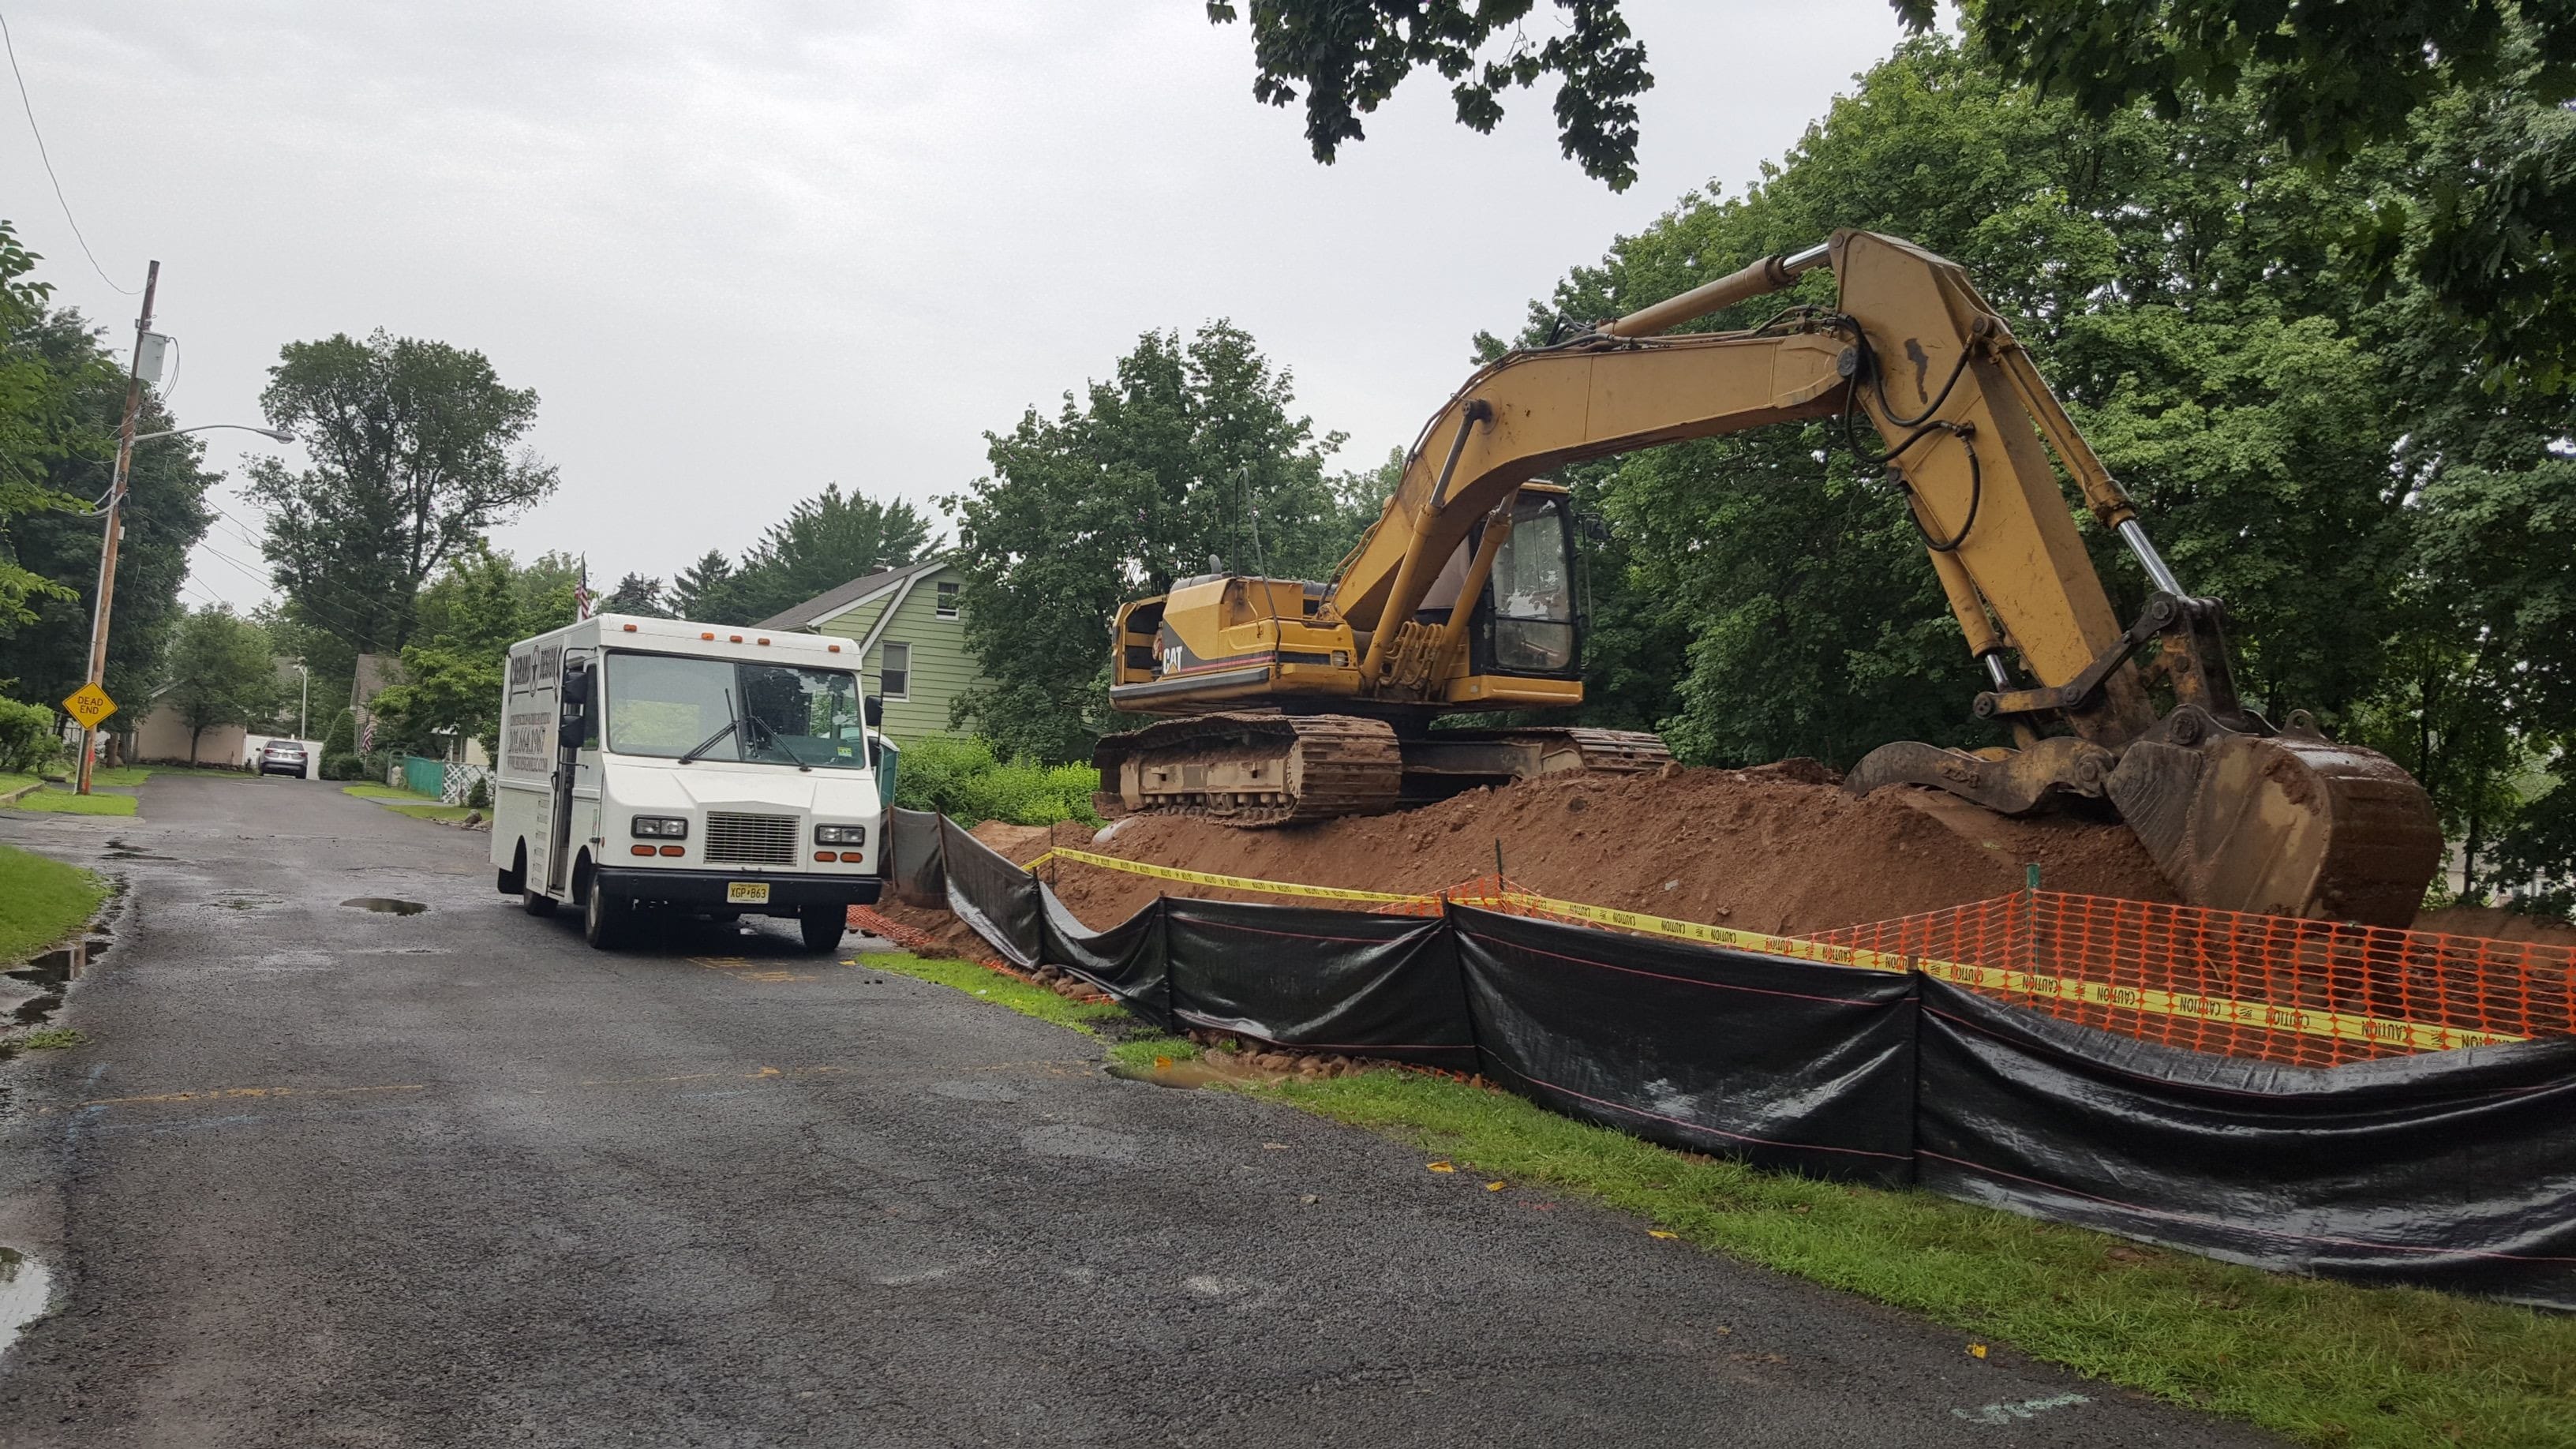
[492,614,887,951]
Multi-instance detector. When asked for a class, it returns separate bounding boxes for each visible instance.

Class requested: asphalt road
[0,774,2276,1447]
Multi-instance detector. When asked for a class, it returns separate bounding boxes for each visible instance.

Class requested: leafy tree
[0,225,215,721]
[945,321,1352,762]
[600,571,668,617]
[369,546,580,758]
[728,484,933,623]
[0,219,89,631]
[669,549,743,624]
[1207,0,1653,189]
[1486,36,2570,874]
[162,605,281,762]
[250,330,556,655]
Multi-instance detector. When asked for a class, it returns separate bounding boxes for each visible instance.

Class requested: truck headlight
[630,816,688,839]
[815,824,867,846]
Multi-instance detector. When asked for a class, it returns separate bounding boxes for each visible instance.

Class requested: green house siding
[811,564,981,742]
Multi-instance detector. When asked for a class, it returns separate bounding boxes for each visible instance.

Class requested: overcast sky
[3,1,1916,617]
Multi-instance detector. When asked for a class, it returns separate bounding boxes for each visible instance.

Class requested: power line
[0,10,135,295]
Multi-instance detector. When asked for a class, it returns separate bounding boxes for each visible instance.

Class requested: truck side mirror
[560,667,592,706]
[863,695,883,728]
[559,716,586,749]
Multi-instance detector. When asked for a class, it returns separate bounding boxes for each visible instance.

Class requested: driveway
[0,774,2272,1447]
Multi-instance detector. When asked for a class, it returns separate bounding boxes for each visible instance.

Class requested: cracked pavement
[0,774,2275,1446]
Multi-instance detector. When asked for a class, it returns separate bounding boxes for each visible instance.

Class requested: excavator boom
[1095,230,2443,926]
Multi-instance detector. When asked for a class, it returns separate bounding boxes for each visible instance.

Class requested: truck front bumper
[593,867,882,914]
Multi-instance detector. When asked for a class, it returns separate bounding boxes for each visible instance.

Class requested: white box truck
[492,613,887,951]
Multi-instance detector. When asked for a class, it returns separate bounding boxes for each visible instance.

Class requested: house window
[880,642,910,700]
[935,581,960,618]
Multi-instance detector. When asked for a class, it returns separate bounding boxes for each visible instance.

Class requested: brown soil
[1043,766,2179,937]
[2417,903,2576,949]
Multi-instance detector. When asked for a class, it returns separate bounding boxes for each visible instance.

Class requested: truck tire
[798,905,844,954]
[522,886,557,916]
[584,881,633,950]
[497,845,526,897]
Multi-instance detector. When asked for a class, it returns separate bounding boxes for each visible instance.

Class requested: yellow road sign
[62,683,116,729]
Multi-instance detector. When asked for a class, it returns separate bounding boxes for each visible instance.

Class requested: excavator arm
[1107,229,2444,924]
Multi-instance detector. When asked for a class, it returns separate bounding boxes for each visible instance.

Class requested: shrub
[892,734,1099,826]
[321,752,366,781]
[320,710,356,760]
[0,697,65,775]
[466,777,490,810]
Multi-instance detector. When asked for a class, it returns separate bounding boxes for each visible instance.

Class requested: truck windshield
[604,653,869,770]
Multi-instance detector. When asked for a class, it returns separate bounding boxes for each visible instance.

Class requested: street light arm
[129,423,294,444]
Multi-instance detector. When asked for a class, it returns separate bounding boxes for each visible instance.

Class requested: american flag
[359,717,375,752]
[574,559,594,620]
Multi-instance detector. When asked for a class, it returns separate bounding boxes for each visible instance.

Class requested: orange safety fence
[1807,890,2576,1068]
[1003,849,2576,1068]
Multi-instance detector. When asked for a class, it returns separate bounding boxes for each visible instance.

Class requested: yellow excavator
[1093,230,2444,926]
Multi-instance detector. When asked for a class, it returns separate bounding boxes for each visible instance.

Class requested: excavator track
[1093,713,1403,826]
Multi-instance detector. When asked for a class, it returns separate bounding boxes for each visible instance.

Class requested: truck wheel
[798,906,844,954]
[583,882,633,950]
[522,887,557,916]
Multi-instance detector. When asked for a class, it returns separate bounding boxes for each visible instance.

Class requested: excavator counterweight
[1092,230,2443,926]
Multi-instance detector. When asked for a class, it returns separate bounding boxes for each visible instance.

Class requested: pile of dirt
[1039,765,2180,938]
[2416,903,2576,949]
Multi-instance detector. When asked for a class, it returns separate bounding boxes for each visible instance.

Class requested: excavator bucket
[1847,723,2443,927]
[2103,728,2446,927]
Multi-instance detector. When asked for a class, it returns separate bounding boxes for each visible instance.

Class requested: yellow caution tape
[1909,957,2526,1053]
[1025,847,1430,905]
[1027,848,2525,1054]
[1464,890,1914,974]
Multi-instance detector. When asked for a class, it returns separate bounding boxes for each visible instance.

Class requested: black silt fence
[883,813,2576,1308]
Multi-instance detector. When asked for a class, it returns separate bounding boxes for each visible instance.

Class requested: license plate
[726,882,770,905]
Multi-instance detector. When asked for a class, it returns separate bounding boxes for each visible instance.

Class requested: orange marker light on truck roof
[700,631,714,640]
[827,644,841,653]
[621,623,637,632]
[729,634,743,643]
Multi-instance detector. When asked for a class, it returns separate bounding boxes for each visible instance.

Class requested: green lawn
[10,785,137,817]
[340,783,476,823]
[0,843,107,963]
[85,766,156,788]
[879,949,2576,1449]
[0,773,38,801]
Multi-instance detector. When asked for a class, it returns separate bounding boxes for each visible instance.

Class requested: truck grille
[704,812,799,866]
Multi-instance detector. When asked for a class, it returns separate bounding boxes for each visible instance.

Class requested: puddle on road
[340,897,427,915]
[0,1249,50,1357]
[3,936,107,1033]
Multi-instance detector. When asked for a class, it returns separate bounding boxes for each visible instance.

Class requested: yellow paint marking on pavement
[78,1082,426,1109]
[571,1063,840,1089]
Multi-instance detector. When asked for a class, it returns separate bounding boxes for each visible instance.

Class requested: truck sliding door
[545,657,592,894]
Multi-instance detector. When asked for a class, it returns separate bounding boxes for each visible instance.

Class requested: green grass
[878,943,2576,1448]
[1105,1035,1200,1071]
[17,1026,86,1050]
[341,783,473,822]
[865,953,1127,1033]
[384,802,477,822]
[84,766,155,788]
[10,785,137,816]
[0,843,107,963]
[0,772,37,800]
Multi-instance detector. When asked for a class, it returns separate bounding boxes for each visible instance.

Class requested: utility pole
[76,260,160,796]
